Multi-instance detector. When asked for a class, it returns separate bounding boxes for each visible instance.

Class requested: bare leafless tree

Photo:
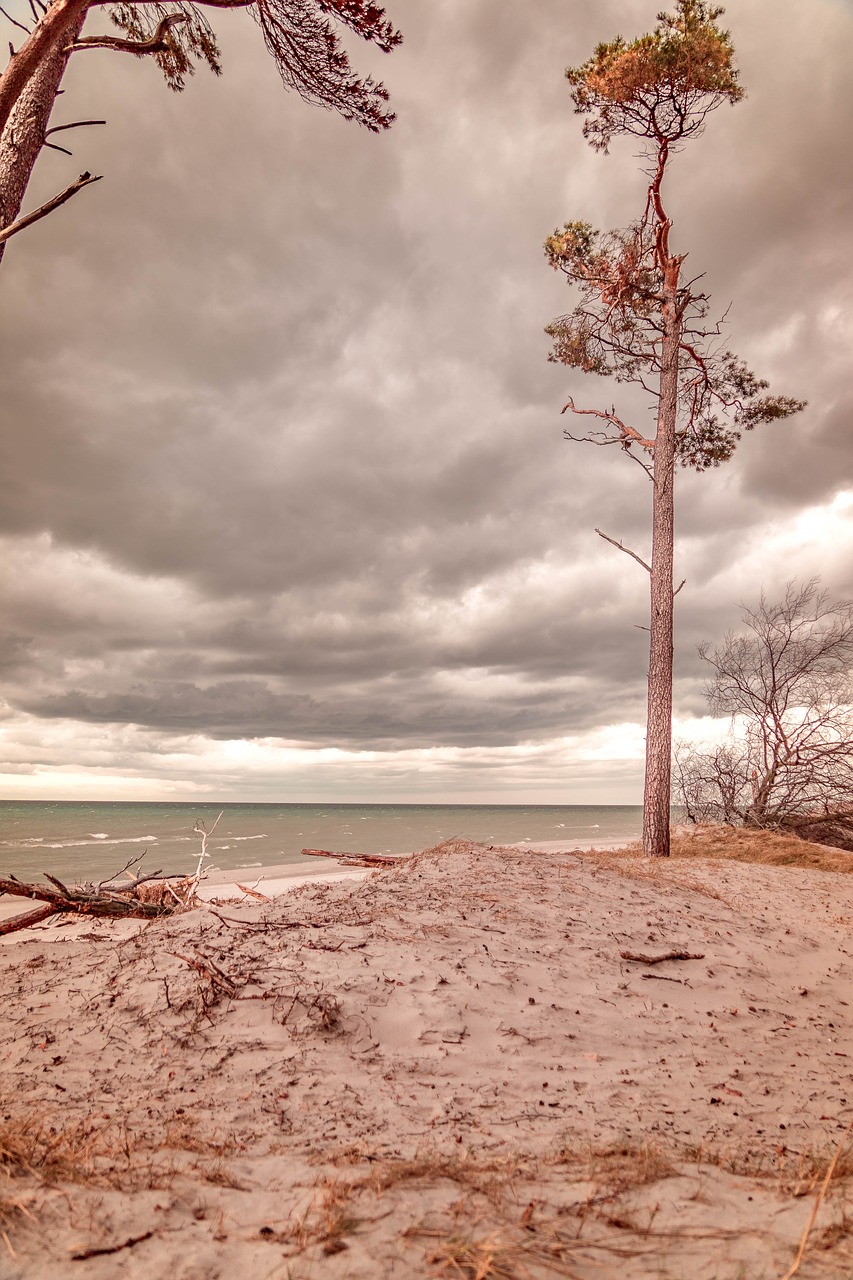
[544,0,805,856]
[675,581,853,832]
[0,0,401,262]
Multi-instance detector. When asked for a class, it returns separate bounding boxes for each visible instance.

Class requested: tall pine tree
[545,1,804,856]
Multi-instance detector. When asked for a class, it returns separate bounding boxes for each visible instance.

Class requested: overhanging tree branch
[0,0,402,263]
[69,13,188,56]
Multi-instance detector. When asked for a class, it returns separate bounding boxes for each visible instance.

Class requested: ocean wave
[89,833,109,839]
[18,834,158,850]
[232,834,267,842]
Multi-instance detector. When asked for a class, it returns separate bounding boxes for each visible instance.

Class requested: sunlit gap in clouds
[0,716,648,804]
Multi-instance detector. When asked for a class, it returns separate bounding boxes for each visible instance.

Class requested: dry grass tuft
[0,1112,242,1196]
[678,1135,853,1195]
[552,1138,674,1197]
[361,1149,531,1206]
[668,825,853,872]
[585,1140,675,1195]
[425,1227,578,1279]
[0,1116,117,1187]
[260,1176,361,1255]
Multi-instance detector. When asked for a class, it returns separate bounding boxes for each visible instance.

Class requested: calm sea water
[0,802,643,885]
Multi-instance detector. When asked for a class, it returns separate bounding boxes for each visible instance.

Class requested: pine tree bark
[0,6,87,265]
[642,263,681,858]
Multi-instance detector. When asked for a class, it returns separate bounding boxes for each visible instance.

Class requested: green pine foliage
[545,1,804,472]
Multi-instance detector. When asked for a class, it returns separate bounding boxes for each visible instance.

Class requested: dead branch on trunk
[594,527,651,574]
[0,171,101,246]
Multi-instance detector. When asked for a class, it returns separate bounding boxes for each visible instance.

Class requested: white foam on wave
[26,834,158,850]
[232,834,267,842]
[90,833,109,839]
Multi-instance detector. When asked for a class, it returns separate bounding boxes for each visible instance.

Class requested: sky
[0,0,852,805]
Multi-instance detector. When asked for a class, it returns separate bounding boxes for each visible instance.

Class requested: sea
[0,801,644,886]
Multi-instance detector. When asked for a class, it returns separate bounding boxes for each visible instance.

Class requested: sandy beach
[2,835,853,1278]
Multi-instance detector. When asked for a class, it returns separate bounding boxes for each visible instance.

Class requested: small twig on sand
[780,1118,853,1280]
[641,973,685,984]
[169,949,237,999]
[620,949,705,964]
[70,1231,153,1261]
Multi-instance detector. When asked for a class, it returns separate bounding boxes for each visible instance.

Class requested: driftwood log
[300,848,406,868]
[0,870,191,937]
[619,949,705,964]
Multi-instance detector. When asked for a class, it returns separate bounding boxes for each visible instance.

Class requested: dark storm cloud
[0,0,852,786]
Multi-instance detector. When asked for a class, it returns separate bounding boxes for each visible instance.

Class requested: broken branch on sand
[300,848,405,868]
[0,870,195,937]
[619,949,705,964]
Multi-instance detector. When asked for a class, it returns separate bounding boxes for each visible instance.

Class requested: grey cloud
[0,0,851,781]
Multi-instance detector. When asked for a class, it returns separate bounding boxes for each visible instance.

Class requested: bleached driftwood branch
[301,848,405,868]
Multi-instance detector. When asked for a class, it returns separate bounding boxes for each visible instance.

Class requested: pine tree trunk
[642,269,680,858]
[0,6,86,266]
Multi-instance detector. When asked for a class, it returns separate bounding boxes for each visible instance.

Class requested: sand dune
[2,838,853,1278]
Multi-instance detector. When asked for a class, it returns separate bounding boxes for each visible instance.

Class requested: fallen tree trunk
[0,870,191,937]
[0,901,60,936]
[300,848,406,868]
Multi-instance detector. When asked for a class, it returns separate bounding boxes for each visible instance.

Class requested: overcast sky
[0,0,851,804]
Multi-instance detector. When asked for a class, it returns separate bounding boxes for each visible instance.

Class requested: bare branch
[595,527,651,574]
[673,579,686,598]
[45,118,106,136]
[70,12,188,56]
[0,171,101,247]
[562,396,656,451]
[0,5,31,36]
